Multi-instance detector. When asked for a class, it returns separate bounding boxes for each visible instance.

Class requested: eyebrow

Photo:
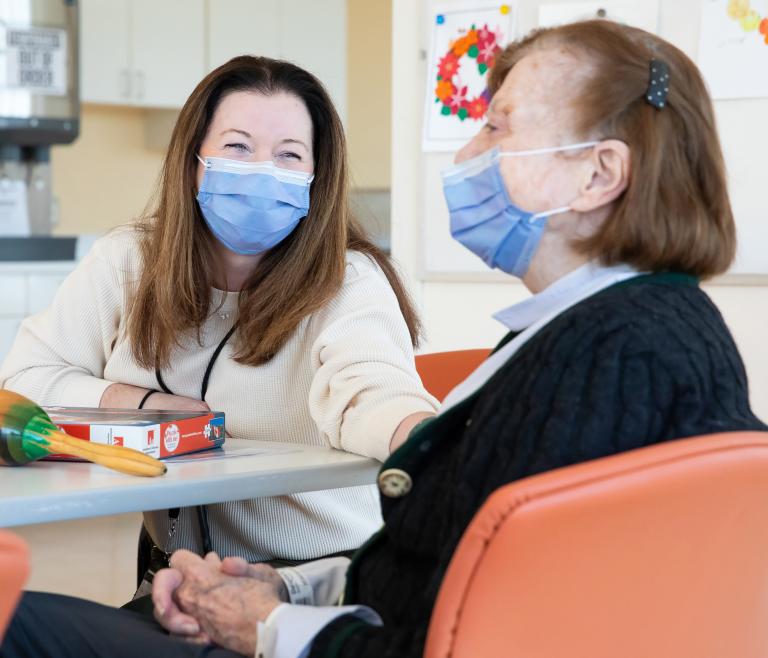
[278,138,309,150]
[220,128,252,138]
[488,100,513,115]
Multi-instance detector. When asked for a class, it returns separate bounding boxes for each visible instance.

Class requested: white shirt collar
[441,262,641,414]
[493,262,640,332]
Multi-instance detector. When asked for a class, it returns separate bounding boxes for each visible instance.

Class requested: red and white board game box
[42,407,225,459]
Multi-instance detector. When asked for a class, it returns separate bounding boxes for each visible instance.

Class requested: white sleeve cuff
[255,603,382,658]
[277,557,351,606]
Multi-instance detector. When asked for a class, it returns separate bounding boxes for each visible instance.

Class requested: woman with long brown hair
[0,57,437,580]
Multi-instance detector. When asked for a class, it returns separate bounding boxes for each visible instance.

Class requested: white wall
[391,0,768,420]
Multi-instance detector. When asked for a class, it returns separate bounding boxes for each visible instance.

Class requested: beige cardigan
[0,228,438,560]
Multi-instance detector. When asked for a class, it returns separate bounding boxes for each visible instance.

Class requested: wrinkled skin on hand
[153,550,287,655]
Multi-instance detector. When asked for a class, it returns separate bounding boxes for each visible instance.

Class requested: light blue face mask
[442,142,597,277]
[196,155,314,255]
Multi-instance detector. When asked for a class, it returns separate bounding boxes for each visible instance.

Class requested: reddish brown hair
[490,20,735,278]
[127,56,420,369]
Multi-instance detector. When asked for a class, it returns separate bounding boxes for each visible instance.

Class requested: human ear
[570,140,630,213]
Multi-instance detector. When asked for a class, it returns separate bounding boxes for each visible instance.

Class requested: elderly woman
[3,19,766,658]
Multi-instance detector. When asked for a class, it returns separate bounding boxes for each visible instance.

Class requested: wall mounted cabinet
[80,0,346,118]
[208,0,347,120]
[80,0,205,108]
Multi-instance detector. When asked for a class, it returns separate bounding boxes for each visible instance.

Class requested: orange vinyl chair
[0,530,30,642]
[415,349,491,402]
[425,431,768,658]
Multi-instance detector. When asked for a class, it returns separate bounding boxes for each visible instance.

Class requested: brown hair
[127,56,420,369]
[489,20,735,278]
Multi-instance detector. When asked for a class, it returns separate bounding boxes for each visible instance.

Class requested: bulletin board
[419,0,768,281]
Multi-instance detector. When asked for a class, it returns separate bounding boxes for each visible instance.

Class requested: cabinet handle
[134,70,145,101]
[120,69,132,98]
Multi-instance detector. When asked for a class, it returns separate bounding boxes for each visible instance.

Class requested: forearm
[312,370,438,461]
[99,382,153,409]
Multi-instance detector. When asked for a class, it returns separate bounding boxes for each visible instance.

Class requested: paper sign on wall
[0,26,68,95]
[422,3,517,152]
[698,0,768,100]
[537,1,659,33]
[0,179,31,237]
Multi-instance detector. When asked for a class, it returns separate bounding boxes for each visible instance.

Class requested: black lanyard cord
[155,323,237,402]
[155,323,237,558]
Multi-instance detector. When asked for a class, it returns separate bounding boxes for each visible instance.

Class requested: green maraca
[0,389,166,477]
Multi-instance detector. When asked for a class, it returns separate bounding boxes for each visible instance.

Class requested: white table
[0,439,380,528]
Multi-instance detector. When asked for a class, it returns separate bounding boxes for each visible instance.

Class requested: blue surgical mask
[196,155,314,255]
[442,142,597,277]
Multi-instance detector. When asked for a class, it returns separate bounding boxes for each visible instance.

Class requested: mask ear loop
[530,206,572,221]
[196,154,211,168]
[497,142,599,221]
[498,141,599,158]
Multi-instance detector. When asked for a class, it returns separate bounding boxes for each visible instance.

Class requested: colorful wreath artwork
[727,0,768,44]
[434,23,503,122]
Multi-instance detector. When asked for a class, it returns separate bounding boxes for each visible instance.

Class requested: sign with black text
[1,26,67,95]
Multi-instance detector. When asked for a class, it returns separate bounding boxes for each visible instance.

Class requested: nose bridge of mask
[197,154,313,209]
[197,154,314,186]
[442,146,500,186]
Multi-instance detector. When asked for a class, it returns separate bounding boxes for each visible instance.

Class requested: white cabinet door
[205,0,347,122]
[131,0,206,108]
[278,0,346,82]
[80,0,132,104]
[208,0,282,70]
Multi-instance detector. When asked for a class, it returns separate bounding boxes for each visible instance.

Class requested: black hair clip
[646,58,670,110]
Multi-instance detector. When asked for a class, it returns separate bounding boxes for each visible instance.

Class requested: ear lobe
[570,139,630,212]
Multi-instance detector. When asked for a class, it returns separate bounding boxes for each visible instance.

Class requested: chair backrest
[415,349,491,402]
[0,530,29,642]
[425,432,768,658]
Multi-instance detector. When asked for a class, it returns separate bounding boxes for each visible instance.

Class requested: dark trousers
[0,592,241,658]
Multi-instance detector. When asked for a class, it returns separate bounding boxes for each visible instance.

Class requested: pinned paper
[0,26,68,95]
[537,1,659,33]
[699,0,768,99]
[0,178,31,236]
[423,3,517,152]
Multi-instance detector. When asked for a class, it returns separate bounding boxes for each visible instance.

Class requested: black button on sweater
[310,273,767,658]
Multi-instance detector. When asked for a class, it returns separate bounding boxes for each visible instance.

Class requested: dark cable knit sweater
[308,273,767,658]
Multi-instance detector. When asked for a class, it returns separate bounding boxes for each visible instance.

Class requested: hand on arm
[307,256,439,462]
[389,411,435,453]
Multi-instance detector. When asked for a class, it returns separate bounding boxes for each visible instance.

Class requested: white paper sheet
[698,0,768,100]
[0,178,31,236]
[422,2,517,151]
[537,1,659,33]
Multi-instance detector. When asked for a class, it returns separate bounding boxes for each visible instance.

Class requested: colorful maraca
[0,390,166,477]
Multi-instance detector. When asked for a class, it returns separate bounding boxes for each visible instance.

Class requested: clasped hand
[152,549,288,656]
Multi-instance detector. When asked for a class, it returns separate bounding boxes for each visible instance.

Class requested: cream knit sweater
[0,229,438,560]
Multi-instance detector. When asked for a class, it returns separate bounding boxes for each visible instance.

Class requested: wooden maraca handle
[44,429,167,477]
